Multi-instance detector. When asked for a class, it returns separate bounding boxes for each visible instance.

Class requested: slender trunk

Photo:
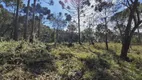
[13,5,16,18]
[77,7,81,45]
[104,18,108,50]
[54,28,57,47]
[105,23,108,50]
[104,9,108,50]
[137,28,141,43]
[90,37,94,45]
[89,25,94,45]
[56,27,59,43]
[30,0,36,43]
[10,29,13,39]
[13,0,20,41]
[24,0,30,40]
[69,30,73,46]
[37,19,41,38]
[71,31,73,44]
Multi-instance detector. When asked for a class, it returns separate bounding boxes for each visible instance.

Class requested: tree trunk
[120,36,131,60]
[13,0,20,41]
[89,37,94,45]
[120,6,134,60]
[137,28,141,43]
[37,19,41,38]
[120,0,142,61]
[88,25,94,45]
[54,28,57,47]
[68,31,73,46]
[24,0,30,40]
[104,17,108,50]
[77,7,81,45]
[56,28,59,43]
[10,29,13,39]
[104,8,108,50]
[105,25,108,50]
[30,0,36,43]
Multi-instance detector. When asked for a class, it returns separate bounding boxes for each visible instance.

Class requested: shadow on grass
[90,45,120,61]
[0,49,56,79]
[56,52,86,80]
[56,51,115,80]
[78,45,122,79]
[21,51,56,75]
[58,52,74,59]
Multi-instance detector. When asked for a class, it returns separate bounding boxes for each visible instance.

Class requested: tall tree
[24,0,30,40]
[30,0,37,42]
[119,0,142,60]
[23,1,52,41]
[83,16,95,45]
[67,22,76,45]
[35,4,51,39]
[59,0,90,45]
[95,0,114,50]
[13,0,20,41]
[48,12,67,46]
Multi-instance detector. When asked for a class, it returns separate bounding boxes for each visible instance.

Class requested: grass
[0,41,141,80]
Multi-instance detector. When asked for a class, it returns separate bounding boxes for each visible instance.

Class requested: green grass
[0,41,142,80]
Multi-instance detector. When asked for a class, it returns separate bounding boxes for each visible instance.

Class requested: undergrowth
[0,41,141,80]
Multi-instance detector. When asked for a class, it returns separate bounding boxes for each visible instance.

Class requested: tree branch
[130,20,142,37]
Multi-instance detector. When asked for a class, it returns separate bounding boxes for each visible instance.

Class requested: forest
[0,0,142,80]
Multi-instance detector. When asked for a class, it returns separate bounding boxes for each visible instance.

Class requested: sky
[22,0,68,29]
[23,0,66,14]
[22,0,142,31]
[2,0,142,30]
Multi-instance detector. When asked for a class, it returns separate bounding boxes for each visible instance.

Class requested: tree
[24,0,30,40]
[0,8,13,38]
[67,22,76,45]
[95,0,114,50]
[48,12,67,46]
[1,0,23,40]
[13,0,20,41]
[59,0,90,45]
[83,27,94,45]
[35,4,51,39]
[30,0,37,43]
[119,0,142,60]
[22,1,52,41]
[95,24,106,42]
[85,15,96,45]
[111,10,128,43]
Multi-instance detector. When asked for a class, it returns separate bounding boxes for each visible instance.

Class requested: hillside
[0,41,141,80]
